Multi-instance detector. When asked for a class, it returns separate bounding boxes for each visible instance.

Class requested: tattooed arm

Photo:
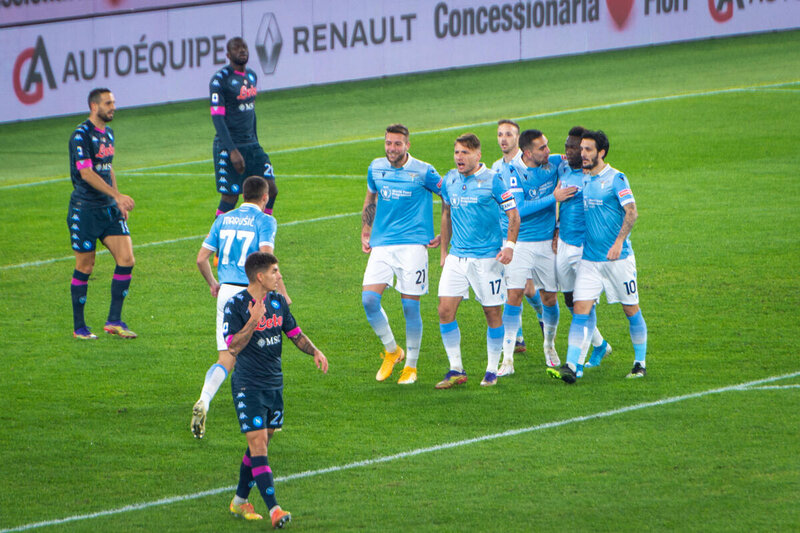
[289,331,329,373]
[607,202,638,261]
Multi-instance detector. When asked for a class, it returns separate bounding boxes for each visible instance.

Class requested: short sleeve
[613,173,635,206]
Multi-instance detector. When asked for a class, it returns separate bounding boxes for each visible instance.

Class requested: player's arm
[210,79,244,174]
[197,246,220,297]
[78,167,135,217]
[287,329,328,373]
[227,297,266,357]
[361,190,377,253]
[440,203,452,267]
[426,166,444,248]
[498,207,519,265]
[607,202,637,261]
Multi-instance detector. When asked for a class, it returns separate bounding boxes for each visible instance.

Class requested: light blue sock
[542,304,560,346]
[566,313,590,370]
[439,321,462,371]
[502,304,522,360]
[525,291,544,321]
[627,310,647,365]
[487,325,504,372]
[401,298,422,367]
[362,290,397,352]
[200,363,228,408]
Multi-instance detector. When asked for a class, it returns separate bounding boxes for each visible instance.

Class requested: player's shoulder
[226,289,250,308]
[490,157,504,172]
[211,66,233,83]
[369,156,389,171]
[71,120,91,139]
[266,291,289,312]
[245,68,258,83]
[549,154,564,166]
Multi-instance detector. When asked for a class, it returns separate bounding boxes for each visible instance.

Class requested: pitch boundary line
[114,172,364,179]
[0,80,796,192]
[2,370,798,533]
[0,212,360,271]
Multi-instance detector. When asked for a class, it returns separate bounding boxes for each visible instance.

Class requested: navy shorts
[213,140,274,195]
[233,387,284,433]
[67,201,129,253]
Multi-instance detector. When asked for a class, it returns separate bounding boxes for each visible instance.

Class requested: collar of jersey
[384,154,416,170]
[460,163,487,179]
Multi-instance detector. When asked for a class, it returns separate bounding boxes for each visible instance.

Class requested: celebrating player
[548,130,647,383]
[361,124,443,385]
[210,37,277,217]
[68,88,137,340]
[224,252,328,528]
[436,133,520,388]
[554,127,611,377]
[192,176,289,439]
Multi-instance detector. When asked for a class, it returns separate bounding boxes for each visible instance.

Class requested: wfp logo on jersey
[380,185,392,200]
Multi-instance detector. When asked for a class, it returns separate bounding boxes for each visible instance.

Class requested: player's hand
[210,282,220,298]
[248,296,266,323]
[496,247,513,265]
[231,148,245,174]
[361,230,371,253]
[607,241,623,261]
[427,234,441,249]
[554,185,577,202]
[440,252,448,267]
[313,351,329,374]
[115,194,135,219]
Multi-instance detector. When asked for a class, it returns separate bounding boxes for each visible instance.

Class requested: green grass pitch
[1,30,799,532]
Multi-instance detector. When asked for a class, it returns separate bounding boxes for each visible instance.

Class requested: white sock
[200,363,228,409]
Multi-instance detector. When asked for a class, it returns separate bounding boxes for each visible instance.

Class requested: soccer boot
[191,399,207,439]
[435,370,468,389]
[73,326,97,340]
[230,499,263,520]
[104,321,137,339]
[397,366,417,385]
[376,347,405,381]
[544,345,561,368]
[626,362,647,379]
[547,364,577,384]
[586,340,612,368]
[270,506,292,529]
[514,336,527,353]
[497,360,515,377]
[480,371,498,387]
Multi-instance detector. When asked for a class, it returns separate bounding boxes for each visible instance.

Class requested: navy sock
[217,199,236,216]
[236,448,254,499]
[71,270,90,330]
[108,265,132,323]
[251,455,278,510]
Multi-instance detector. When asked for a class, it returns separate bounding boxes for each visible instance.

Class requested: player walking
[68,88,137,340]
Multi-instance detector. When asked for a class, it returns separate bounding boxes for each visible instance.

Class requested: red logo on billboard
[13,36,56,106]
[607,0,634,29]
[708,0,734,22]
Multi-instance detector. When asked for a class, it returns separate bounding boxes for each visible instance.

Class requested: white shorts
[216,283,247,351]
[362,244,429,295]
[573,255,639,305]
[556,238,583,293]
[503,240,557,292]
[438,255,506,307]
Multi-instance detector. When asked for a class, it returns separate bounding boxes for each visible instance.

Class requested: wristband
[503,241,516,251]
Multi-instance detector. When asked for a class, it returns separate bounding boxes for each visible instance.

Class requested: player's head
[245,251,281,290]
[580,130,610,171]
[454,133,481,176]
[565,126,586,169]
[88,88,115,123]
[496,120,520,156]
[227,37,249,67]
[243,176,269,205]
[519,129,550,167]
[384,124,410,168]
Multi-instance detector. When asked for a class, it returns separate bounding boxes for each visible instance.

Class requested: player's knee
[564,291,574,308]
[362,290,381,314]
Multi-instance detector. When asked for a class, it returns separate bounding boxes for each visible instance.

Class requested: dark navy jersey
[210,66,259,147]
[224,290,299,390]
[68,120,115,207]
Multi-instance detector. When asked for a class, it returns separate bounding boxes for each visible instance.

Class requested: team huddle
[66,37,645,530]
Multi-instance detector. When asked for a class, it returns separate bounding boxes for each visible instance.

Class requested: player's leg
[623,303,647,378]
[362,247,403,381]
[213,139,240,216]
[481,305,504,386]
[532,241,560,367]
[523,278,544,338]
[229,446,262,520]
[259,149,277,215]
[394,245,429,384]
[435,255,469,388]
[469,258,506,386]
[499,243,529,375]
[72,251,96,338]
[603,257,646,378]
[102,214,137,338]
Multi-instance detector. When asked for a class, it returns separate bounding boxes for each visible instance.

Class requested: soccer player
[192,176,289,439]
[224,252,328,527]
[554,127,611,377]
[498,129,575,376]
[491,119,544,355]
[361,124,443,385]
[68,88,137,340]
[210,37,277,217]
[436,133,520,388]
[548,130,647,384]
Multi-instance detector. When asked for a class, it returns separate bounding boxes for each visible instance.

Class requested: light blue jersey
[556,160,587,247]
[441,164,516,259]
[490,150,523,175]
[367,155,442,247]
[202,203,277,284]
[505,154,563,242]
[582,164,635,262]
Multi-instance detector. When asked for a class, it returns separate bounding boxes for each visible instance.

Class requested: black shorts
[232,387,284,433]
[213,140,274,195]
[67,201,129,253]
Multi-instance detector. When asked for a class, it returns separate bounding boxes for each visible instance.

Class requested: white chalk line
[2,370,797,533]
[0,212,360,272]
[114,172,363,179]
[1,80,796,192]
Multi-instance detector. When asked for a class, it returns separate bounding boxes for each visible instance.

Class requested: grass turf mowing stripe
[3,370,798,533]
[1,80,796,192]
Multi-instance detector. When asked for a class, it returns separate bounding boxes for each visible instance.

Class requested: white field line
[2,370,797,533]
[115,172,364,179]
[0,212,360,271]
[737,384,800,391]
[1,80,796,192]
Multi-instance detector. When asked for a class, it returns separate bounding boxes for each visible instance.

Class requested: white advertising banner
[2,0,798,123]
